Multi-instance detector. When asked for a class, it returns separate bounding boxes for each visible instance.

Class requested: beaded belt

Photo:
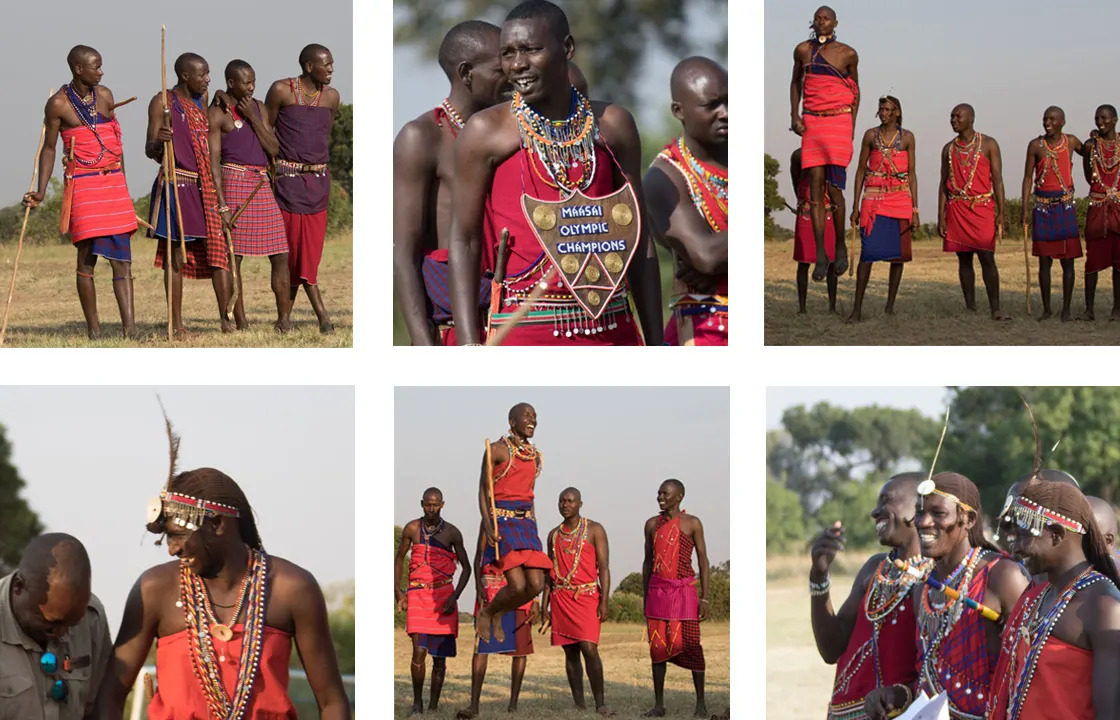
[1033,191,1075,206]
[867,170,909,180]
[804,105,853,117]
[554,580,598,597]
[948,191,992,208]
[863,185,910,195]
[275,159,328,176]
[1089,190,1120,205]
[495,507,534,519]
[222,162,268,175]
[490,291,632,338]
[69,162,122,179]
[408,577,453,590]
[161,167,200,184]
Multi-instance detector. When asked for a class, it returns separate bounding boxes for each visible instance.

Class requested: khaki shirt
[0,573,111,720]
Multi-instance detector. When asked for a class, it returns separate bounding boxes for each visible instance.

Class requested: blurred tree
[393,524,407,628]
[330,103,353,196]
[394,0,727,110]
[0,423,44,574]
[607,591,644,622]
[765,154,788,239]
[616,571,643,596]
[766,477,807,553]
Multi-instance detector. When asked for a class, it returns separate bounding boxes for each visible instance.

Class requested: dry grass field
[0,233,352,347]
[764,238,1120,345]
[393,622,730,719]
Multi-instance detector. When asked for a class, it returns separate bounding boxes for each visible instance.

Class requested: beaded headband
[1004,495,1085,536]
[916,479,976,514]
[147,491,240,532]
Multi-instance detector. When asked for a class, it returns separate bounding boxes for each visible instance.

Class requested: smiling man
[0,534,110,719]
[987,479,1120,720]
[864,471,1029,720]
[448,0,663,345]
[807,472,929,720]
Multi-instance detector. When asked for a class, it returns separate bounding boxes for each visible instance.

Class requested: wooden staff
[0,89,52,347]
[485,228,510,337]
[848,219,858,277]
[485,267,559,346]
[111,96,137,110]
[1021,221,1032,314]
[484,438,500,562]
[161,27,186,265]
[161,26,174,340]
[219,174,268,318]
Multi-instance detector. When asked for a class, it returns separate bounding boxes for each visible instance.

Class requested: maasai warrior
[540,487,613,716]
[644,57,728,346]
[0,534,111,719]
[790,5,858,282]
[1080,105,1120,320]
[394,488,471,716]
[809,473,929,720]
[145,52,231,335]
[22,46,139,339]
[939,103,1009,320]
[993,470,1082,550]
[265,44,339,334]
[1021,106,1085,321]
[207,59,290,332]
[393,21,508,346]
[848,96,916,323]
[642,479,709,718]
[864,472,1029,720]
[987,479,1120,720]
[449,0,663,346]
[1085,496,1118,567]
[94,421,351,718]
[474,402,550,644]
[791,148,838,312]
[456,520,539,720]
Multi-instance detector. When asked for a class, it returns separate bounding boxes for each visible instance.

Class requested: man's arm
[642,516,656,597]
[1084,137,1096,186]
[1069,134,1086,157]
[449,525,472,611]
[690,516,710,620]
[988,138,1006,231]
[938,142,950,238]
[1087,589,1120,719]
[849,129,874,227]
[643,163,728,275]
[593,521,611,622]
[93,574,159,719]
[1022,142,1038,216]
[246,98,280,157]
[448,113,498,344]
[83,604,113,718]
[541,527,556,625]
[813,555,879,663]
[601,103,664,345]
[790,46,806,135]
[145,92,171,162]
[907,131,919,225]
[288,566,352,719]
[264,80,286,127]
[394,521,414,610]
[207,105,230,220]
[24,94,63,206]
[393,120,439,345]
[847,49,860,133]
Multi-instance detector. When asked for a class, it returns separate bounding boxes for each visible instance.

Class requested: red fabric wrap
[793,175,836,263]
[859,146,911,236]
[801,73,856,170]
[492,449,537,503]
[1034,141,1073,193]
[944,151,996,252]
[988,583,1094,720]
[646,514,704,670]
[283,209,328,285]
[549,526,601,646]
[432,105,460,139]
[659,138,727,234]
[148,625,297,719]
[1085,141,1120,272]
[407,543,459,636]
[60,119,137,243]
[829,557,919,715]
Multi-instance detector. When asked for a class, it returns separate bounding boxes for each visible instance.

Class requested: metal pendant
[234,120,244,130]
[210,623,233,642]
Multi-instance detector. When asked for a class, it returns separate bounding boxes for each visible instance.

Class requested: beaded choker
[506,435,540,463]
[552,517,590,587]
[512,86,598,192]
[62,83,119,167]
[440,98,464,131]
[294,77,323,108]
[180,547,268,720]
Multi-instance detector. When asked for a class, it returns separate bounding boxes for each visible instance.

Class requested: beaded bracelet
[809,575,831,596]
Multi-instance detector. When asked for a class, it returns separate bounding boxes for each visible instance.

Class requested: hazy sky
[766,386,949,429]
[392,2,727,135]
[0,386,354,636]
[3,0,352,203]
[395,387,730,609]
[766,1,1120,229]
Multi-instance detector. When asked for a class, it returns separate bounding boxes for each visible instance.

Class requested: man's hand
[676,263,717,294]
[791,115,806,136]
[537,606,551,634]
[810,521,846,577]
[396,592,407,613]
[698,598,709,622]
[938,215,948,239]
[441,595,457,616]
[22,191,44,209]
[213,89,233,111]
[156,126,173,143]
[863,685,911,720]
[597,597,609,623]
[529,600,540,625]
[220,208,235,232]
[850,208,860,227]
[236,95,257,124]
[996,213,1005,238]
[483,522,501,547]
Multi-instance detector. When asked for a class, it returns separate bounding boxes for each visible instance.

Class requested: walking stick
[161,27,186,266]
[848,220,858,277]
[219,175,267,318]
[484,438,500,562]
[160,26,174,340]
[485,228,510,338]
[485,267,559,346]
[1022,221,1032,315]
[0,89,52,347]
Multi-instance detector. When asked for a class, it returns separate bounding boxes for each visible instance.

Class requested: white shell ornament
[147,497,163,523]
[917,480,936,496]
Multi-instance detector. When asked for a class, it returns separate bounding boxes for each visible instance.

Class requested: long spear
[161,26,173,340]
[221,174,268,317]
[848,219,857,277]
[0,89,53,347]
[1021,220,1032,315]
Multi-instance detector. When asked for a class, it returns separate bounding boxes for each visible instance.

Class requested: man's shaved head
[560,486,582,501]
[1088,496,1117,547]
[438,20,501,82]
[816,6,836,19]
[67,45,99,70]
[1097,104,1118,119]
[174,53,206,78]
[886,471,923,494]
[225,59,253,82]
[661,478,686,496]
[508,402,535,422]
[1044,105,1066,122]
[506,0,571,43]
[953,103,975,120]
[299,44,331,68]
[17,533,91,603]
[670,56,727,103]
[422,487,443,502]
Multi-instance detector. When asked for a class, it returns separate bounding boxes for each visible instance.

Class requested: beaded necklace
[418,518,453,580]
[552,517,589,586]
[870,126,907,181]
[1002,566,1104,720]
[947,132,982,196]
[180,547,269,720]
[512,86,598,192]
[62,83,118,166]
[1091,137,1120,191]
[505,435,540,463]
[918,547,986,695]
[659,137,728,233]
[439,98,464,131]
[1035,134,1072,195]
[677,136,728,207]
[294,77,323,108]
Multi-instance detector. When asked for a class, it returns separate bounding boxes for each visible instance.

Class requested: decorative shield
[521,184,642,320]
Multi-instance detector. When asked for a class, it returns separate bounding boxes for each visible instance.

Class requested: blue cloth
[1032,189,1079,243]
[150,179,203,242]
[826,165,846,190]
[90,234,132,262]
[480,499,544,569]
[474,611,519,655]
[860,216,905,262]
[416,633,457,658]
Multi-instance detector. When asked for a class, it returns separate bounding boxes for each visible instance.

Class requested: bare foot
[172,326,193,340]
[274,320,291,333]
[1060,308,1072,322]
[490,610,506,644]
[845,309,861,324]
[833,247,849,275]
[235,321,251,331]
[220,319,235,333]
[694,705,709,718]
[811,258,829,282]
[642,708,667,718]
[1111,308,1120,321]
[320,321,335,334]
[991,310,1012,321]
[87,328,101,340]
[884,305,896,315]
[456,709,479,719]
[596,706,616,716]
[797,308,807,315]
[507,700,519,712]
[1077,309,1095,321]
[122,325,138,340]
[965,305,978,312]
[1037,309,1052,321]
[409,703,423,716]
[475,610,494,643]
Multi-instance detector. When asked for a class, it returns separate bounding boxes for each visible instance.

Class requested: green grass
[0,233,352,347]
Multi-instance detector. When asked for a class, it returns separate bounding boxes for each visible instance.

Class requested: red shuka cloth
[1034,141,1073,193]
[148,624,297,719]
[60,119,137,243]
[793,175,836,263]
[549,523,601,645]
[492,447,537,503]
[407,542,459,636]
[1085,140,1120,272]
[801,73,857,170]
[283,209,328,285]
[987,582,1094,720]
[645,514,704,670]
[944,148,996,253]
[828,557,920,716]
[859,145,911,236]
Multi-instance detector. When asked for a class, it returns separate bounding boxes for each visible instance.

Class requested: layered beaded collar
[512,86,598,192]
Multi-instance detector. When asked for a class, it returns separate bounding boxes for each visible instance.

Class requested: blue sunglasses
[39,652,69,701]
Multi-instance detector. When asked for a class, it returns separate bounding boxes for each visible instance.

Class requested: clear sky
[395,387,730,609]
[766,386,949,429]
[0,386,354,636]
[392,2,727,135]
[2,0,352,203]
[766,1,1120,229]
